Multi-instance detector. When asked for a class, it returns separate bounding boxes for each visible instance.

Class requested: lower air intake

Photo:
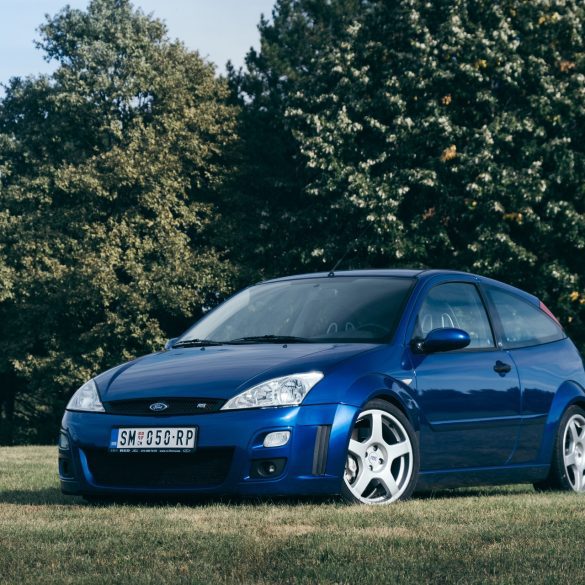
[84,448,234,488]
[312,425,331,475]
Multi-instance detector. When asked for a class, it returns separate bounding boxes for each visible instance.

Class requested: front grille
[84,448,234,487]
[103,398,224,416]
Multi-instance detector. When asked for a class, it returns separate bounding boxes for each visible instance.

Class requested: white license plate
[109,427,197,453]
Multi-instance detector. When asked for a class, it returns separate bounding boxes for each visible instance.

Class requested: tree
[235,0,585,348]
[225,0,363,281]
[0,0,238,443]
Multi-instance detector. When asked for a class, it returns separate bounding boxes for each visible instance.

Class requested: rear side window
[486,287,565,348]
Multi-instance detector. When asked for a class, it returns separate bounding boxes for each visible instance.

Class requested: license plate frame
[108,426,197,453]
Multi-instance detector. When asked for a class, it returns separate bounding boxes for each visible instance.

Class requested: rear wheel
[534,405,585,493]
[341,399,419,504]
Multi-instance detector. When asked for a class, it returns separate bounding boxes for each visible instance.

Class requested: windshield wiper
[172,339,224,348]
[225,335,311,344]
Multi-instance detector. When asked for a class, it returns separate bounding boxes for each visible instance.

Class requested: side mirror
[164,337,179,350]
[411,328,471,354]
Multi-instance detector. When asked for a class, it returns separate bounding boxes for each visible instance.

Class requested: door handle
[493,360,512,374]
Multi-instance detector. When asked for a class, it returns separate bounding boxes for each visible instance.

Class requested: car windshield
[179,276,415,344]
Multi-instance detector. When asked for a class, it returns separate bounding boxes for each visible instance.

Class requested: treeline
[1,0,584,444]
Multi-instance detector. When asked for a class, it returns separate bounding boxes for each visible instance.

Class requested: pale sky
[0,0,275,86]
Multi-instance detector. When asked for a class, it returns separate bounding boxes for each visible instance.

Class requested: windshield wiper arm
[172,339,224,348]
[225,335,310,344]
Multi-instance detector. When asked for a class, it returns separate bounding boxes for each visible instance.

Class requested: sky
[0,0,275,86]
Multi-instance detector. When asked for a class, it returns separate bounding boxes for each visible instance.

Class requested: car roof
[263,269,426,283]
[260,269,540,305]
[261,268,483,283]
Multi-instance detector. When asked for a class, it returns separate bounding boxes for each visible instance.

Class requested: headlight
[221,372,324,410]
[66,379,105,413]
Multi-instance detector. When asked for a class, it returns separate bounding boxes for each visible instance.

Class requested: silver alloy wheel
[563,413,585,492]
[344,408,414,504]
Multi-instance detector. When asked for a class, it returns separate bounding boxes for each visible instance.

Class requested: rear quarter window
[486,287,565,349]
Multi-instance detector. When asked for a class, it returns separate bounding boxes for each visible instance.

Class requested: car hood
[95,343,375,402]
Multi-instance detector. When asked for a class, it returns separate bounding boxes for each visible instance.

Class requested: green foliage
[2,0,585,443]
[233,0,585,346]
[225,0,364,280]
[0,0,237,443]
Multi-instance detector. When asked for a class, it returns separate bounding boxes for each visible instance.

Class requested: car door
[408,280,521,470]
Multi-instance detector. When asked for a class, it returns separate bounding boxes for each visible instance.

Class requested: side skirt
[415,463,550,492]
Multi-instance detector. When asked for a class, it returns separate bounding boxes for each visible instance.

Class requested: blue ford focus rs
[59,269,585,504]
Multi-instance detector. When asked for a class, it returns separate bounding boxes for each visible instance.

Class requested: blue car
[59,269,585,504]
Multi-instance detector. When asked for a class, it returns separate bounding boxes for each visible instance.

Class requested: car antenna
[328,240,358,277]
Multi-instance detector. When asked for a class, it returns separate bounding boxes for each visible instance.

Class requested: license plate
[109,427,197,453]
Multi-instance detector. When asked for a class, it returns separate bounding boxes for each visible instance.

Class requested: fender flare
[538,380,585,464]
[342,372,421,430]
[327,373,421,478]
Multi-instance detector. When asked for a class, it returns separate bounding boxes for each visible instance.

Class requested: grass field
[1,447,584,584]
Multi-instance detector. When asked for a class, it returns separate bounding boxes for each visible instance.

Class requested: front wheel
[534,405,585,493]
[341,399,419,504]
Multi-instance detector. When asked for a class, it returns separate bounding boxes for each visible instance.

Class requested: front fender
[538,380,585,464]
[325,373,421,480]
[341,372,420,431]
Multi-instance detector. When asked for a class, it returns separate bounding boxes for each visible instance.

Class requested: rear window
[486,287,565,348]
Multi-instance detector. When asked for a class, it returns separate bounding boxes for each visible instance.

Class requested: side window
[486,287,565,348]
[413,283,495,350]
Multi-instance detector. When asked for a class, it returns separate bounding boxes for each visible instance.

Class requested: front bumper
[59,403,358,497]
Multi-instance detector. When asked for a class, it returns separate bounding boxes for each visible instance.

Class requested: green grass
[1,447,584,584]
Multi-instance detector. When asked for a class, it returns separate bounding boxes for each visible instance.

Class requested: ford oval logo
[149,402,169,412]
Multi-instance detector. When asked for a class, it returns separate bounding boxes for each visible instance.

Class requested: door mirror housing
[164,337,179,350]
[412,328,471,354]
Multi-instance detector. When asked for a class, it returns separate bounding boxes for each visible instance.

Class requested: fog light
[263,431,290,448]
[58,432,70,450]
[250,458,287,479]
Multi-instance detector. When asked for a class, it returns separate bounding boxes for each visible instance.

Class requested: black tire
[341,399,419,504]
[534,404,585,493]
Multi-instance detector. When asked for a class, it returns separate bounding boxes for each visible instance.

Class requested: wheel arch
[539,380,585,464]
[370,392,411,421]
[570,395,585,410]
[344,372,421,432]
[327,373,421,482]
